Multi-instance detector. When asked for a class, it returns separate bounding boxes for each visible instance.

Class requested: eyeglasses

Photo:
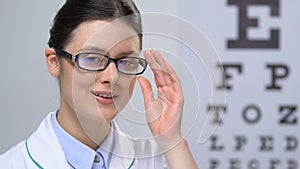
[52,46,147,75]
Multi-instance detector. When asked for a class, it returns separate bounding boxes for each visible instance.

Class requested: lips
[92,91,119,105]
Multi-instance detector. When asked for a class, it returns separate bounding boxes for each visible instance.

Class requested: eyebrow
[79,46,106,53]
[118,51,139,56]
[79,46,140,57]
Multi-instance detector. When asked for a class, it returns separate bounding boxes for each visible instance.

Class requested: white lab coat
[0,112,169,169]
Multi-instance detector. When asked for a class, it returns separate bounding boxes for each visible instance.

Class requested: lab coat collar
[26,112,69,168]
[50,112,97,169]
[101,120,136,168]
[26,112,135,168]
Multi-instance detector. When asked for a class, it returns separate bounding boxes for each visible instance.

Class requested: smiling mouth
[92,91,119,105]
[93,93,118,98]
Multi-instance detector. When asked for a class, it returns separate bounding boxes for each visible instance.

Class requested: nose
[96,61,119,84]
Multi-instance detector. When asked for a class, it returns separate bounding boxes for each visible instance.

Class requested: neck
[57,102,110,151]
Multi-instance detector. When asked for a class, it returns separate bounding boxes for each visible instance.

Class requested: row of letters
[208,158,298,169]
[209,135,298,152]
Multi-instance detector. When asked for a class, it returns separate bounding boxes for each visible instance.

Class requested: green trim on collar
[128,157,136,169]
[25,140,44,169]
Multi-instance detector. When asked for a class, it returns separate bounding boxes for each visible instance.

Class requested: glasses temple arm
[50,45,74,61]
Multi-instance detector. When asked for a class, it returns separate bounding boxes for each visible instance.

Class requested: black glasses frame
[51,46,147,75]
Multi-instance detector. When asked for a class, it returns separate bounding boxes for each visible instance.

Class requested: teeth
[95,93,116,98]
[100,94,112,98]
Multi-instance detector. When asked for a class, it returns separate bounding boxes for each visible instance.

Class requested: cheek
[114,76,136,105]
[72,71,97,104]
[59,63,74,99]
[70,71,100,117]
[112,77,136,113]
[60,63,95,102]
[127,77,137,97]
[73,72,96,89]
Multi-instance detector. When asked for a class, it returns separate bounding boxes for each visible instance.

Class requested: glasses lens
[77,53,107,71]
[117,57,146,75]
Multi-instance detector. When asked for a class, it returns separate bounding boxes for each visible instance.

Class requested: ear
[45,48,60,77]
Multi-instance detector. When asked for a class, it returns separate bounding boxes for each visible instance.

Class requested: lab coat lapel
[26,113,136,168]
[26,113,69,168]
[110,121,136,168]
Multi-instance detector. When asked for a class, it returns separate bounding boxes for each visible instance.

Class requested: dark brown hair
[48,0,142,50]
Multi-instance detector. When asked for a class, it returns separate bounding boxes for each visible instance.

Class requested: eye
[82,54,101,63]
[119,58,139,67]
[78,53,107,70]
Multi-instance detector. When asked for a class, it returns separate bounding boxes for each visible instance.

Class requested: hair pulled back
[48,0,142,50]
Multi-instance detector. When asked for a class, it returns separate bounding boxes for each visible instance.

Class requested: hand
[138,49,184,149]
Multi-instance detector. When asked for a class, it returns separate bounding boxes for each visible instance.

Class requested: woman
[0,0,199,168]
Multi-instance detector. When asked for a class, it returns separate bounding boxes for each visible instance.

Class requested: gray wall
[0,0,63,153]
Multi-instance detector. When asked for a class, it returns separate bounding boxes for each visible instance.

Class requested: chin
[97,108,119,122]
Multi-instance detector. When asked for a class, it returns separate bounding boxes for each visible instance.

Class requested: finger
[153,50,180,82]
[152,50,182,92]
[153,50,173,87]
[144,50,166,88]
[138,76,162,123]
[137,76,154,111]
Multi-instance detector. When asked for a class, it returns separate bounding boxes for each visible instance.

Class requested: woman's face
[58,20,141,123]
